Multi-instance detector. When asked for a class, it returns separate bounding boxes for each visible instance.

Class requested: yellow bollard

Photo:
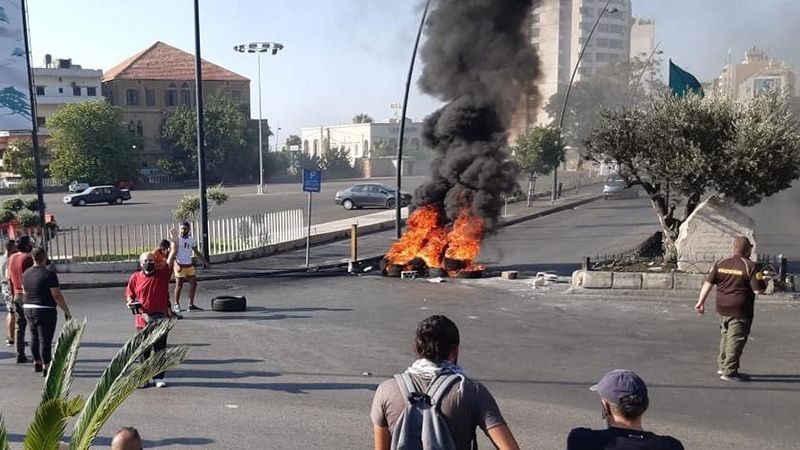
[350,224,358,264]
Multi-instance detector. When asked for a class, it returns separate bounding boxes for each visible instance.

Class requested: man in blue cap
[567,369,684,449]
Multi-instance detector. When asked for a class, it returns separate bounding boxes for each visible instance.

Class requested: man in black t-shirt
[567,369,684,450]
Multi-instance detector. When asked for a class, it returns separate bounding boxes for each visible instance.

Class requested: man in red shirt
[125,234,177,388]
[6,236,33,363]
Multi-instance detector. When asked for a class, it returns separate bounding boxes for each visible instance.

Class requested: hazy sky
[24,0,799,147]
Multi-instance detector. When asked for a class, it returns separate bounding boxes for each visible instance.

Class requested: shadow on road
[168,381,378,393]
[180,306,353,322]
[487,263,580,276]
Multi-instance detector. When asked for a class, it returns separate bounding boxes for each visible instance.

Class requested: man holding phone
[125,231,177,388]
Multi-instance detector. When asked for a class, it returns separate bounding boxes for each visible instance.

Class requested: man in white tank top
[173,223,207,311]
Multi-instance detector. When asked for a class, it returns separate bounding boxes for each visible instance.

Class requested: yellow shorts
[174,265,196,278]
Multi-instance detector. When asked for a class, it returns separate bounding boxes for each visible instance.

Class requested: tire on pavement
[386,198,396,209]
[211,295,247,312]
[77,199,86,206]
[342,199,354,210]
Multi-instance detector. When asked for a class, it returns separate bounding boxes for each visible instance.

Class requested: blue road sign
[303,169,322,193]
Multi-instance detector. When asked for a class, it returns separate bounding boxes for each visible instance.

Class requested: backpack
[390,372,462,450]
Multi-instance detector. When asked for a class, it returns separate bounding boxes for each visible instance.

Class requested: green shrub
[0,209,14,224]
[16,211,40,229]
[2,197,23,212]
[23,197,38,212]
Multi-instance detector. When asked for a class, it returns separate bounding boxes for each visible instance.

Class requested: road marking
[225,404,239,409]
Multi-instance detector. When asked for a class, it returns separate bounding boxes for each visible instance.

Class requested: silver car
[334,184,412,210]
[603,176,639,200]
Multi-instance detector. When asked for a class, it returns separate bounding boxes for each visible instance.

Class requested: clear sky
[25,0,799,148]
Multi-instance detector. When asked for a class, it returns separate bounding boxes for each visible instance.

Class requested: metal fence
[34,209,305,263]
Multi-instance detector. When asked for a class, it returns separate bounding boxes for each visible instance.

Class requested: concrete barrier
[673,273,705,291]
[642,272,674,290]
[612,272,642,290]
[582,271,613,289]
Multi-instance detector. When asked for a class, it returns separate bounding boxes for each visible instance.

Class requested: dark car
[63,185,132,206]
[334,183,412,210]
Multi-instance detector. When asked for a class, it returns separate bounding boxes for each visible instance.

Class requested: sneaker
[720,372,748,382]
[155,379,167,388]
[187,305,204,311]
[717,370,723,375]
[16,355,28,364]
[41,368,47,378]
[173,304,183,313]
[5,338,12,347]
[34,362,43,373]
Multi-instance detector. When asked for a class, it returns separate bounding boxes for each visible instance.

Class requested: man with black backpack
[370,315,520,450]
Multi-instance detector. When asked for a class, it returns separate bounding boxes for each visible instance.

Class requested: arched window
[303,140,309,153]
[128,121,136,134]
[180,82,192,106]
[136,121,143,136]
[364,140,370,157]
[312,140,319,157]
[166,83,177,106]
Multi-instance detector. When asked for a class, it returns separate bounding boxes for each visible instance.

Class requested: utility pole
[193,0,210,261]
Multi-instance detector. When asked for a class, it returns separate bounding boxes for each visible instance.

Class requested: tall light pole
[395,0,432,239]
[193,0,210,260]
[629,42,663,107]
[555,0,618,202]
[234,42,284,194]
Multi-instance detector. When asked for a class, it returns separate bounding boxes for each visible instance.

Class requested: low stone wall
[572,269,705,291]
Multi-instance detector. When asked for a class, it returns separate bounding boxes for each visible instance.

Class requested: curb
[59,194,603,290]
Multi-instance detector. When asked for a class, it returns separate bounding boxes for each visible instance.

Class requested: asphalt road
[746,181,800,262]
[36,176,429,228]
[1,276,798,449]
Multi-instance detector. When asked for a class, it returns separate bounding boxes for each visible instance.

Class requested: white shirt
[176,236,196,265]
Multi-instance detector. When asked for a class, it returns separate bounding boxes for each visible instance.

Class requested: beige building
[630,17,655,59]
[519,0,633,131]
[102,41,250,170]
[713,47,795,100]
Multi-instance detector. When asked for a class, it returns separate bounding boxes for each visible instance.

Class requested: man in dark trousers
[125,230,177,388]
[6,236,33,363]
[567,369,684,449]
[694,236,766,381]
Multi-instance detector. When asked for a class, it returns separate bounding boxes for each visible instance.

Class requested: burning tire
[443,257,467,272]
[428,268,447,278]
[211,295,247,312]
[457,269,484,279]
[380,258,403,277]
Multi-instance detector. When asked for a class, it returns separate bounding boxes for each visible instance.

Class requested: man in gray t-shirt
[370,315,520,450]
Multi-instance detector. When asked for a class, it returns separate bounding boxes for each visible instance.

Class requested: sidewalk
[57,184,602,289]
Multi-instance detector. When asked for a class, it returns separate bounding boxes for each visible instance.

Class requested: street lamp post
[395,0,432,239]
[555,0,618,203]
[234,42,284,194]
[629,42,664,107]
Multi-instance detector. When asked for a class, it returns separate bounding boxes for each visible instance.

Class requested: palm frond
[22,397,84,450]
[43,319,86,403]
[78,346,190,448]
[0,414,10,450]
[69,319,182,450]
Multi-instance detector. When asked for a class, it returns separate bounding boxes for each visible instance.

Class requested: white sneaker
[155,379,167,388]
[173,304,183,313]
[139,379,153,389]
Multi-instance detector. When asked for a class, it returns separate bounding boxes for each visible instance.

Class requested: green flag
[669,60,704,97]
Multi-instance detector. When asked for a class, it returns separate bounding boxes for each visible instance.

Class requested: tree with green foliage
[159,93,255,183]
[512,126,565,206]
[352,113,373,124]
[47,100,138,185]
[172,184,229,221]
[282,134,302,151]
[3,139,40,179]
[545,56,667,153]
[320,147,357,177]
[585,90,800,256]
[0,319,187,449]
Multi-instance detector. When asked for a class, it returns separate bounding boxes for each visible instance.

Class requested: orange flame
[385,205,485,275]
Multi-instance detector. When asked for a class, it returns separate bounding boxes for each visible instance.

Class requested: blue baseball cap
[590,369,648,404]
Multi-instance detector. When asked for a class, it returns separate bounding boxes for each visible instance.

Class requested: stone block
[582,271,612,289]
[611,272,642,289]
[676,195,756,273]
[642,273,674,290]
[501,271,519,280]
[571,270,585,287]
[674,273,706,291]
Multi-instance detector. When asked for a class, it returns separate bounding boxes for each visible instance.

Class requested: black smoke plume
[414,0,539,231]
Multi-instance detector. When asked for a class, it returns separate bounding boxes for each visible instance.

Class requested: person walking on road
[1,239,17,347]
[173,222,206,312]
[694,236,766,382]
[22,247,72,375]
[6,236,33,363]
[126,236,177,388]
[567,369,684,449]
[370,314,520,450]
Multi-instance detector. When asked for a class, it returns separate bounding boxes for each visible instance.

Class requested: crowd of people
[2,232,764,449]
